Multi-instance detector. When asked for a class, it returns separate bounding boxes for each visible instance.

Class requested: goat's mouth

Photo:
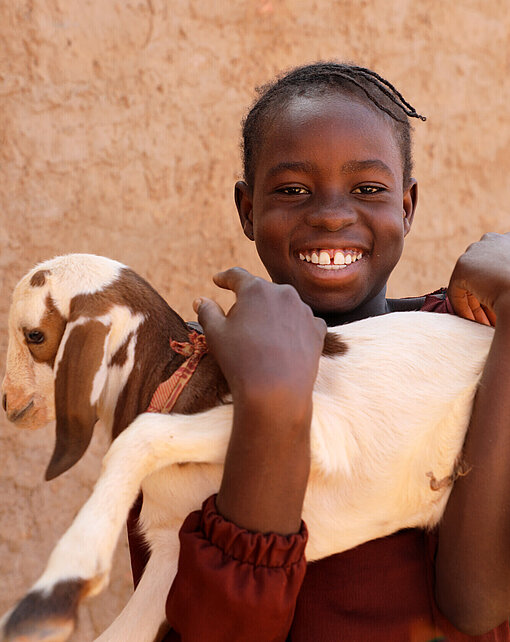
[7,399,35,423]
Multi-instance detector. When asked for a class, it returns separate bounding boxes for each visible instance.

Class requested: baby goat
[1,253,493,642]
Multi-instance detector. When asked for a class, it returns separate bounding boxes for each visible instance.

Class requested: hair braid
[347,66,426,121]
[241,62,426,188]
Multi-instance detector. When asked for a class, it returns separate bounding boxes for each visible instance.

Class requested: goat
[1,253,494,642]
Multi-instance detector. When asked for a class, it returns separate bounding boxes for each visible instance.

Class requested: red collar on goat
[147,331,209,414]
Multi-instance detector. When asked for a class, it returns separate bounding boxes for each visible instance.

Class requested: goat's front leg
[1,406,232,642]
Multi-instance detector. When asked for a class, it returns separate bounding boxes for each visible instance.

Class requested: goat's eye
[25,330,45,344]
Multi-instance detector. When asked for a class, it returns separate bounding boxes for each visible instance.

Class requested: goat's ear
[45,319,111,480]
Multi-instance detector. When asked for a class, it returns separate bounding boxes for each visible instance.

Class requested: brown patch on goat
[109,332,133,367]
[68,268,216,436]
[69,268,190,325]
[3,578,86,640]
[49,267,229,453]
[24,294,67,368]
[110,317,229,437]
[47,319,111,479]
[322,331,348,357]
[30,269,51,287]
[103,272,229,435]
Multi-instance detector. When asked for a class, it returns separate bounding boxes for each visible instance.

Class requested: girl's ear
[235,181,254,241]
[403,178,418,237]
[45,318,111,480]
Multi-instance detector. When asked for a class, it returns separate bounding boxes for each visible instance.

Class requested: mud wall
[1,1,509,638]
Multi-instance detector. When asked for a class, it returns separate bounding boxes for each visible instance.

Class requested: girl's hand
[447,232,510,326]
[194,267,326,406]
[193,268,326,534]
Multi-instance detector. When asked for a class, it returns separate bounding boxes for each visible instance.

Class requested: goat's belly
[139,463,223,537]
[302,474,453,561]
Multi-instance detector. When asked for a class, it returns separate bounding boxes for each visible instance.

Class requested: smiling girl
[134,63,510,641]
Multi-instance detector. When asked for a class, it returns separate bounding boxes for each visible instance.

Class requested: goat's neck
[98,305,190,438]
[104,301,229,439]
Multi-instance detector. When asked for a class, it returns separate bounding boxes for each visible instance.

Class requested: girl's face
[236,93,417,318]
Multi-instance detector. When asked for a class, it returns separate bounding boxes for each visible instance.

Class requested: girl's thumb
[193,297,226,331]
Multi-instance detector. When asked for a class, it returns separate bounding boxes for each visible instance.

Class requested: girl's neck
[318,287,390,327]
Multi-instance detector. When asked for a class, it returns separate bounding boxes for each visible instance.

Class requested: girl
[133,63,510,640]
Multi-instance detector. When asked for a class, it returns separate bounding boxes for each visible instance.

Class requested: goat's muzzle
[5,398,35,423]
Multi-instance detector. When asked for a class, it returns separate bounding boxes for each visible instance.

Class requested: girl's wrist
[217,402,311,534]
[232,383,314,429]
[494,289,510,319]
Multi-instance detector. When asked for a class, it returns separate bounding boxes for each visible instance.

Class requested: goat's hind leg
[94,537,178,642]
[1,407,232,642]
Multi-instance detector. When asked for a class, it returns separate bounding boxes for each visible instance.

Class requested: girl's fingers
[448,286,475,322]
[194,297,227,333]
[192,297,204,314]
[212,267,253,293]
[466,292,492,326]
[481,304,497,327]
[449,286,494,327]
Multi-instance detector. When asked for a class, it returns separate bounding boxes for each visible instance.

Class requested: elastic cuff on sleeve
[199,494,308,568]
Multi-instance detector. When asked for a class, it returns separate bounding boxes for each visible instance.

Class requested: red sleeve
[420,288,455,315]
[165,494,308,642]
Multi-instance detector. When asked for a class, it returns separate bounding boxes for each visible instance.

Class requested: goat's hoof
[2,619,74,642]
[2,579,87,642]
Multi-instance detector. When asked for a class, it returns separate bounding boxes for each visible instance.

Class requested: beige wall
[1,0,510,638]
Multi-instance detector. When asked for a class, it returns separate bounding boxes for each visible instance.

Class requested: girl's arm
[165,268,325,641]
[196,267,326,534]
[435,232,510,633]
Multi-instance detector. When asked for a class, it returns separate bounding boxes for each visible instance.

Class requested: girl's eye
[276,186,310,195]
[25,330,45,344]
[352,185,385,195]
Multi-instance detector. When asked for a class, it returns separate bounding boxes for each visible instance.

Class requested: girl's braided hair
[241,62,426,189]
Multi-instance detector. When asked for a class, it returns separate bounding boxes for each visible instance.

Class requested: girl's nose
[305,194,357,231]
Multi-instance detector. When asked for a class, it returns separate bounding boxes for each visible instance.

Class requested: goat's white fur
[3,256,127,433]
[1,254,494,642]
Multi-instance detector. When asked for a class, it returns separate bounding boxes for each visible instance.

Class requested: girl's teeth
[333,251,345,265]
[319,251,330,265]
[317,264,347,270]
[299,250,363,266]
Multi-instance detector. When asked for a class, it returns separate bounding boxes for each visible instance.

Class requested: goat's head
[2,254,150,480]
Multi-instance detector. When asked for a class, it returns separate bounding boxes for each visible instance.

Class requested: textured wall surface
[1,0,510,638]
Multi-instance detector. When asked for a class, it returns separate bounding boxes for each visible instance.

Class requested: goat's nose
[2,393,7,412]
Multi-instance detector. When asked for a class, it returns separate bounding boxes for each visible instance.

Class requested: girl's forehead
[256,94,402,176]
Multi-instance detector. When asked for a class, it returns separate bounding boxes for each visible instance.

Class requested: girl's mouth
[297,249,364,270]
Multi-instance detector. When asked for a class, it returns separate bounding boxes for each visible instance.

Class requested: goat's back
[305,311,492,558]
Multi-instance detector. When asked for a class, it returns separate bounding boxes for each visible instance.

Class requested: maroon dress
[127,293,510,641]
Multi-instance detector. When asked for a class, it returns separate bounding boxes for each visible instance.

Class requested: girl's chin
[299,288,366,317]
[294,260,365,299]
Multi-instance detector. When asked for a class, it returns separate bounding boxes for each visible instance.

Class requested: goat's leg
[93,537,178,642]
[1,406,232,642]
